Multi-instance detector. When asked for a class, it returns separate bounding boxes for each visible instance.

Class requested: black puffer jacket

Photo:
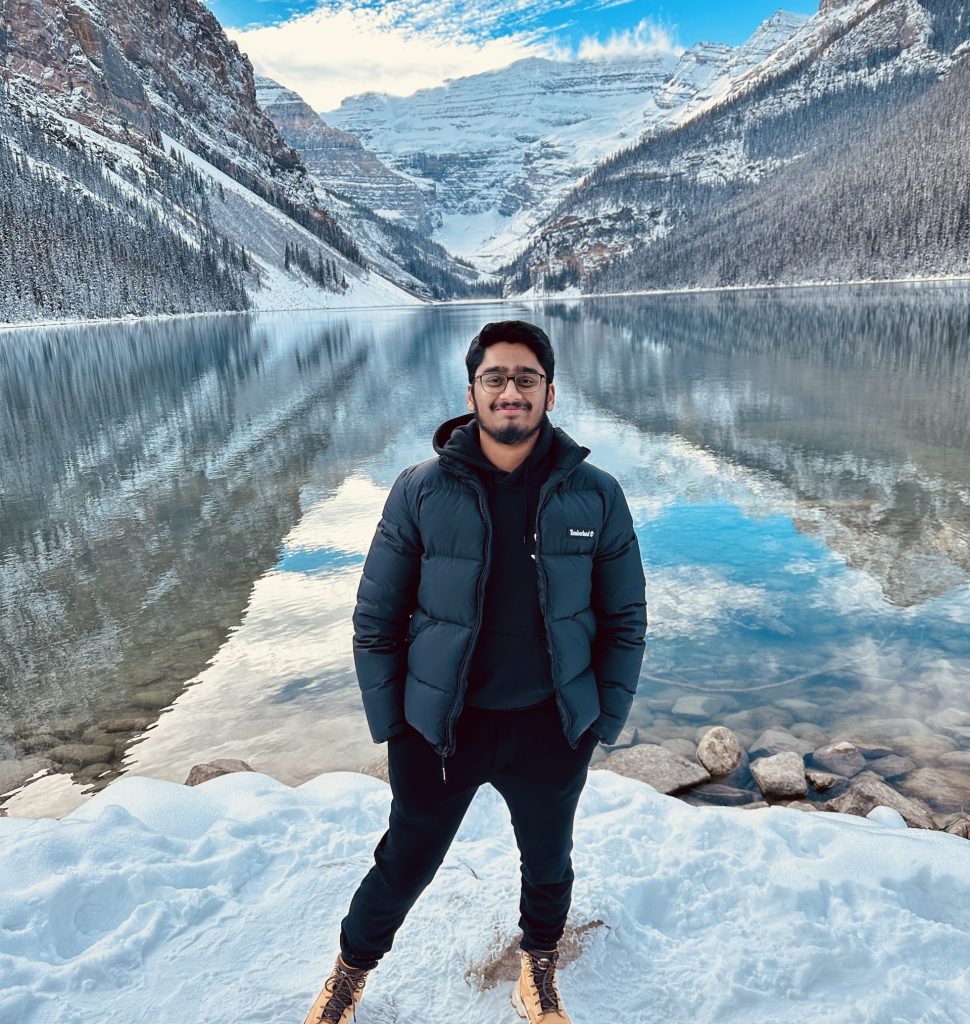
[352,412,647,762]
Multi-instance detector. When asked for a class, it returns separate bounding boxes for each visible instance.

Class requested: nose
[499,378,524,399]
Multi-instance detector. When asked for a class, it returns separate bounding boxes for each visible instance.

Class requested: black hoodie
[433,413,556,709]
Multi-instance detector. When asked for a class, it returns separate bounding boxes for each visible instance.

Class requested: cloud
[229,1,683,111]
[229,4,553,110]
[577,17,683,60]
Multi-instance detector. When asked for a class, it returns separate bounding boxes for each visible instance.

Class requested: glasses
[474,372,546,393]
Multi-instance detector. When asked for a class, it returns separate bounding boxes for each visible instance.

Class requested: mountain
[254,77,486,301]
[0,0,481,325]
[504,0,970,295]
[254,77,433,232]
[321,12,807,269]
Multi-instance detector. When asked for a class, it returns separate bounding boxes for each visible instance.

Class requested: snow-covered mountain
[254,77,485,301]
[255,77,433,232]
[0,0,482,324]
[321,12,808,268]
[505,0,970,295]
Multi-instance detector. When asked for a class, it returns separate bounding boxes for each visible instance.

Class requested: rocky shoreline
[2,711,969,840]
[588,725,969,838]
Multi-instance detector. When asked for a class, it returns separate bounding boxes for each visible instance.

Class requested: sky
[208,0,818,112]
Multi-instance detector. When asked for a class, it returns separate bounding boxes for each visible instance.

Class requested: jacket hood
[432,412,589,480]
[432,413,501,475]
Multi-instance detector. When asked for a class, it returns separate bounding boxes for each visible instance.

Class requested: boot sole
[510,985,529,1020]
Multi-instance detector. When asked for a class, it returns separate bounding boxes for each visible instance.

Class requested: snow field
[0,769,968,1023]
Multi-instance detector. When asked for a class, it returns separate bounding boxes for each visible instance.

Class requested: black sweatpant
[339,698,599,969]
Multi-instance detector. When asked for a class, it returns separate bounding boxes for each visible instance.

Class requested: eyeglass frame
[472,371,547,394]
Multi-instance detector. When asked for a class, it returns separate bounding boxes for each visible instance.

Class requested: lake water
[2,286,969,818]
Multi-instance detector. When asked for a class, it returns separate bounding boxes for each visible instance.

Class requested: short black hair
[465,320,555,385]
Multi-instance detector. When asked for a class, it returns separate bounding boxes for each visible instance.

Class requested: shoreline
[3,712,969,835]
[4,272,970,334]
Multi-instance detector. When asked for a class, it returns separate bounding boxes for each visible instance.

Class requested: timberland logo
[569,528,595,538]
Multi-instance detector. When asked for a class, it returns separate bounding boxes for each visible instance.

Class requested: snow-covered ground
[1,769,968,1023]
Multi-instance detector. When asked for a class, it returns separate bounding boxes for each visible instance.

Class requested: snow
[251,251,423,311]
[160,134,422,311]
[1,768,968,1023]
[319,14,808,266]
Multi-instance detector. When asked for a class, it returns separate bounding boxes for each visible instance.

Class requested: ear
[546,382,556,411]
[466,384,474,413]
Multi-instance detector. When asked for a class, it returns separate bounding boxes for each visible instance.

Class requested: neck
[478,426,540,473]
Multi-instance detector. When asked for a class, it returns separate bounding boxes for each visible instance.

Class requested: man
[304,320,647,1024]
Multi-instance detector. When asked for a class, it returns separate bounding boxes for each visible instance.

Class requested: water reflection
[547,285,970,606]
[1,290,968,818]
[0,308,473,798]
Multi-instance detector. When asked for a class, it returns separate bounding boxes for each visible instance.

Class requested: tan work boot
[302,954,371,1024]
[511,947,571,1023]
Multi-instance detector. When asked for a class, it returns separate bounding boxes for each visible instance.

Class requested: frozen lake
[2,285,969,817]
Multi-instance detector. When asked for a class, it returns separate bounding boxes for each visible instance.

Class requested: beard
[472,392,547,446]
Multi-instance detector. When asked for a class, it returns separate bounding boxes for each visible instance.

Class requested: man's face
[466,341,555,446]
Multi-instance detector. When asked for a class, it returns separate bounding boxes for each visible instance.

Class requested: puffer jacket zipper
[534,460,589,749]
[440,476,492,782]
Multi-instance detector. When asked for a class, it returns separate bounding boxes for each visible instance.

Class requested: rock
[775,699,820,717]
[722,706,794,733]
[889,734,957,760]
[925,707,970,740]
[853,742,895,759]
[49,716,92,740]
[360,755,389,783]
[0,757,53,796]
[671,695,735,719]
[825,772,936,829]
[749,728,814,760]
[866,754,917,780]
[851,717,935,739]
[659,738,698,759]
[738,801,770,810]
[696,726,744,776]
[98,717,154,733]
[129,688,179,710]
[750,751,807,799]
[184,758,254,786]
[939,751,970,770]
[75,762,113,784]
[601,726,639,751]
[600,744,710,794]
[682,782,761,806]
[17,733,57,755]
[897,767,970,812]
[81,726,115,746]
[781,800,821,813]
[806,770,842,792]
[641,717,679,737]
[175,628,220,646]
[643,695,678,712]
[944,819,970,840]
[48,743,115,767]
[788,722,829,746]
[812,741,866,777]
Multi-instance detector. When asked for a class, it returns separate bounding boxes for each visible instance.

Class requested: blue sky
[213,0,818,110]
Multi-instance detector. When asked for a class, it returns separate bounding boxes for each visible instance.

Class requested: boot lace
[526,950,562,1014]
[318,961,368,1023]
